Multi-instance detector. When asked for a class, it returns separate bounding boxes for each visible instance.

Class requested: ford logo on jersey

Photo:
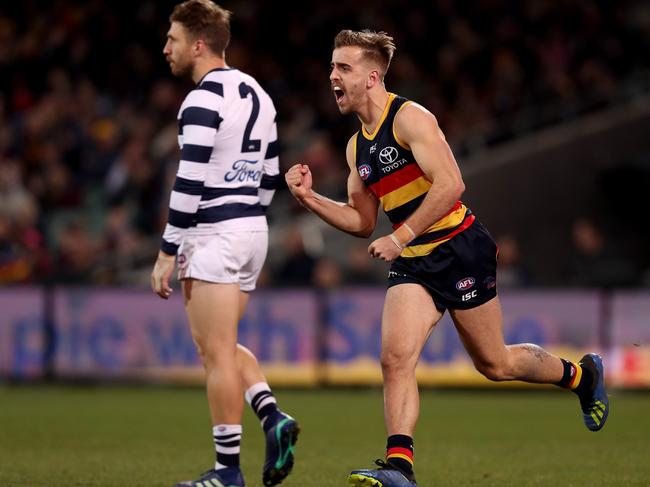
[225,159,261,182]
[378,146,399,164]
[456,277,476,291]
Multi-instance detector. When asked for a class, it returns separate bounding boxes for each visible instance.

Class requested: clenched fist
[285,163,313,201]
[368,235,403,262]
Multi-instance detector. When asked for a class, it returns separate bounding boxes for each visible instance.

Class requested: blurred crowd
[1,0,649,288]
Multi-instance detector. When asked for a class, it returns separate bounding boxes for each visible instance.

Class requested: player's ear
[192,39,204,56]
[366,69,380,89]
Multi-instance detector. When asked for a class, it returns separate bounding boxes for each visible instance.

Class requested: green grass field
[0,386,649,487]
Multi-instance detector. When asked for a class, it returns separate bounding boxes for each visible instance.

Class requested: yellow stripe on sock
[569,363,583,390]
[387,453,413,465]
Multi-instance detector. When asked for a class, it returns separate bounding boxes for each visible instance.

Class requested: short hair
[334,29,396,76]
[170,0,231,56]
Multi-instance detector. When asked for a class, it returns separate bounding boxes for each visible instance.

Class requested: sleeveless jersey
[354,93,475,258]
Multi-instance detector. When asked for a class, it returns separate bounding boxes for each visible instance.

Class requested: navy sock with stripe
[386,434,415,481]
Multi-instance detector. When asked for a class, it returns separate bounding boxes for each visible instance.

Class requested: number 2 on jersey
[238,82,261,153]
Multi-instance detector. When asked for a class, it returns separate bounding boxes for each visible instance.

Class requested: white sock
[245,382,278,427]
[212,424,242,470]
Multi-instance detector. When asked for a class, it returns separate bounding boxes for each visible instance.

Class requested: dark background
[1,0,649,288]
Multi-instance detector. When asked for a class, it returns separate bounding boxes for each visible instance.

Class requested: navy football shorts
[387,221,498,311]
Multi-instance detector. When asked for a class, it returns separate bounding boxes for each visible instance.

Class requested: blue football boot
[348,460,417,487]
[174,467,245,487]
[577,353,609,432]
[262,412,300,486]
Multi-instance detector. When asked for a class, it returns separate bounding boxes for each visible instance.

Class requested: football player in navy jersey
[286,29,608,487]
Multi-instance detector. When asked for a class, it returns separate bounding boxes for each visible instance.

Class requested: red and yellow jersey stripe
[367,162,473,258]
[355,93,474,258]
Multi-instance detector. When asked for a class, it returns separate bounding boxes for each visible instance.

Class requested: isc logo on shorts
[456,277,475,291]
[461,290,478,302]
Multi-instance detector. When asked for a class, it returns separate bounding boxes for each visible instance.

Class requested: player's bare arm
[368,103,465,261]
[285,135,379,237]
[396,103,465,233]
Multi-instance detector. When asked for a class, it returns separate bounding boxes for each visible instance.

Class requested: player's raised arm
[285,134,379,238]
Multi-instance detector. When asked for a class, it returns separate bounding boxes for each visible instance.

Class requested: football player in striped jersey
[151,2,298,486]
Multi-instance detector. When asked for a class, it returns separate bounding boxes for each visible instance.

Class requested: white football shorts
[177,231,268,292]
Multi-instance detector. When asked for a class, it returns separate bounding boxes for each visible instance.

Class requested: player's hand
[151,251,176,299]
[285,163,313,201]
[368,235,403,262]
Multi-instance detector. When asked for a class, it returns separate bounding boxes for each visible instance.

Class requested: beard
[169,57,193,79]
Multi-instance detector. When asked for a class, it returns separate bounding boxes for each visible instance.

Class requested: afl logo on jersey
[456,277,475,291]
[379,146,399,164]
[358,164,372,180]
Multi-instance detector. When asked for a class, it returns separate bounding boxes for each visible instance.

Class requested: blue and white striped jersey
[161,68,281,255]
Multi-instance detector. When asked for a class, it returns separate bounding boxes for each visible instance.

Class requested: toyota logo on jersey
[378,146,399,164]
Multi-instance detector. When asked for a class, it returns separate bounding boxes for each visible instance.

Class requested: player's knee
[194,341,214,368]
[193,339,232,369]
[191,337,207,363]
[474,358,511,382]
[380,348,417,374]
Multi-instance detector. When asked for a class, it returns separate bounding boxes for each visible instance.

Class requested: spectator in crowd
[565,218,638,288]
[312,257,344,290]
[495,234,534,288]
[344,241,385,286]
[0,213,32,283]
[275,225,317,287]
[53,219,100,283]
[0,159,46,283]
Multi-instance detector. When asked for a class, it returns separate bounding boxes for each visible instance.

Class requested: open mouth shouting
[333,85,345,104]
